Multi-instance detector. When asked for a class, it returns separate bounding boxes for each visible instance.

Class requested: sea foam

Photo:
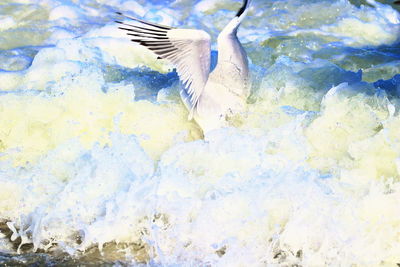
[1,0,400,266]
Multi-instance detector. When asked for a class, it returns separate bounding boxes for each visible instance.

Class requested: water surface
[1,0,400,266]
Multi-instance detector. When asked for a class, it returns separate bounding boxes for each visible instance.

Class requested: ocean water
[0,0,400,265]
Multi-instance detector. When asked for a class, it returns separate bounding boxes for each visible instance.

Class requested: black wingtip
[113,11,172,30]
[236,0,249,17]
[395,0,400,4]
[115,20,123,24]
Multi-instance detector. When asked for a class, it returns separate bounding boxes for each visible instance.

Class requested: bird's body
[117,0,251,133]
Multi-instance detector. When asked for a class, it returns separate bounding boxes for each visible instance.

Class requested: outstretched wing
[220,0,251,36]
[116,12,211,117]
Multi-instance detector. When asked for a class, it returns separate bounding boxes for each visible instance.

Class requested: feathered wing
[116,13,211,118]
[219,0,251,36]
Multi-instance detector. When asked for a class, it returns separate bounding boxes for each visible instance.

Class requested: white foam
[49,5,82,21]
[120,1,146,16]
[0,17,16,31]
[1,0,400,265]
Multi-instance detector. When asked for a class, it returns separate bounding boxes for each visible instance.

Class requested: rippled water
[1,0,400,266]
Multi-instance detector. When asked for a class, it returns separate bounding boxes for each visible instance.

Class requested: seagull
[116,0,251,133]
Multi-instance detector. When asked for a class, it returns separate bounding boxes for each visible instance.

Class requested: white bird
[116,0,251,133]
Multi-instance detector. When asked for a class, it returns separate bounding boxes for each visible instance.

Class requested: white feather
[116,0,251,132]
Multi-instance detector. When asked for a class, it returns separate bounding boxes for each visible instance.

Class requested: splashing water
[1,0,400,265]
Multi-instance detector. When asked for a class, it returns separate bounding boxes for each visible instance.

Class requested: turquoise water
[0,0,400,265]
